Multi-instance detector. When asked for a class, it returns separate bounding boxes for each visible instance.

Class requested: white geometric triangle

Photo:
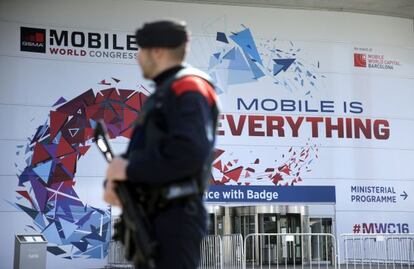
[68,128,79,137]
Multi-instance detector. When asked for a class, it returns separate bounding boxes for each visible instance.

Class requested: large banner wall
[1,0,413,268]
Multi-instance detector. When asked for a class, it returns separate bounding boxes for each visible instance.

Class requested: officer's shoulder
[171,72,217,105]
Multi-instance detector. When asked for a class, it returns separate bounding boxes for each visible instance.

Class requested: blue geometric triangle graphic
[228,47,250,71]
[208,55,220,69]
[60,218,78,239]
[223,47,236,60]
[273,64,285,76]
[33,160,52,184]
[216,32,229,43]
[245,55,265,79]
[43,222,62,245]
[273,58,296,74]
[230,28,263,65]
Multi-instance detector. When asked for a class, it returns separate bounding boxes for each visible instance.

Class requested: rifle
[94,120,157,268]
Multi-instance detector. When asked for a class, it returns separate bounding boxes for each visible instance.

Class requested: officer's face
[137,48,157,79]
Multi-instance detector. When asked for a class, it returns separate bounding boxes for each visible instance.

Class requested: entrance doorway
[230,206,305,264]
[205,205,335,265]
[310,218,333,263]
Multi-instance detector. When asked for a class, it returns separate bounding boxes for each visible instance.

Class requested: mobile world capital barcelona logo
[20,27,46,53]
[353,47,400,70]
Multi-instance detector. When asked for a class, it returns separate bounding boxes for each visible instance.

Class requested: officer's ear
[168,43,187,61]
[148,47,165,61]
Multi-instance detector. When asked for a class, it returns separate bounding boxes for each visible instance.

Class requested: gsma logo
[20,27,46,53]
[354,53,367,67]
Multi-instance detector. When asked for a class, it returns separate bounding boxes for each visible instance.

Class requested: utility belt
[134,177,203,214]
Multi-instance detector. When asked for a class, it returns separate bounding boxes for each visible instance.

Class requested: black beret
[135,20,188,48]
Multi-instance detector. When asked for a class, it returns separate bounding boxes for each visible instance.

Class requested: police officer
[104,19,219,269]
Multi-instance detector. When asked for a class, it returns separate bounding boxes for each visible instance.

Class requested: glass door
[259,214,278,264]
[279,214,302,264]
[207,213,215,235]
[233,214,255,261]
[310,218,333,264]
[207,213,223,235]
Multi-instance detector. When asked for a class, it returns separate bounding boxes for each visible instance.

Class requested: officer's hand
[103,180,122,207]
[106,157,129,182]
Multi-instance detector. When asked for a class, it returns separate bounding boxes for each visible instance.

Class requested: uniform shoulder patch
[171,76,217,105]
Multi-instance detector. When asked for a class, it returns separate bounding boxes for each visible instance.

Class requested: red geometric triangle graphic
[223,165,228,172]
[109,89,122,101]
[120,126,134,139]
[85,104,101,120]
[221,176,230,184]
[16,190,35,208]
[56,137,75,157]
[51,164,71,183]
[60,153,77,175]
[50,111,68,140]
[83,127,94,141]
[139,92,148,108]
[104,108,117,123]
[123,109,138,129]
[125,92,140,110]
[78,145,91,156]
[224,166,243,182]
[213,149,225,160]
[278,164,291,175]
[111,102,123,116]
[119,89,134,101]
[31,143,51,166]
[213,160,222,171]
[96,88,114,103]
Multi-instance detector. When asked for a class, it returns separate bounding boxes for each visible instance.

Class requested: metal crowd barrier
[244,233,337,269]
[105,234,241,269]
[223,234,244,269]
[105,240,134,269]
[199,235,223,269]
[105,232,341,269]
[339,233,414,268]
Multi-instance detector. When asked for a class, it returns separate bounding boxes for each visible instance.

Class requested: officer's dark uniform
[124,21,219,269]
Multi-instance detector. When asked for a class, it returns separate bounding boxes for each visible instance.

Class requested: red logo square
[354,53,367,67]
